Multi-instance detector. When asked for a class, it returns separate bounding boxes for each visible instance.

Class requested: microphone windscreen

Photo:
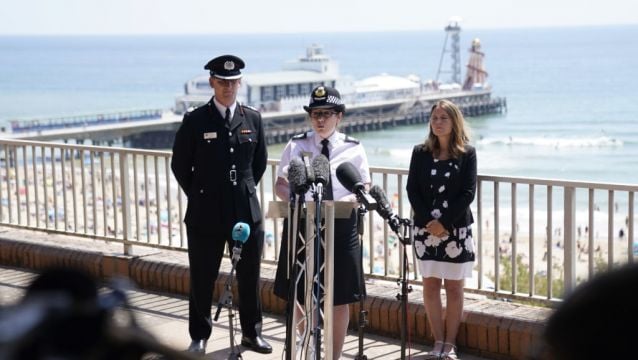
[336,161,362,193]
[302,154,315,184]
[232,222,251,243]
[288,157,307,191]
[369,185,393,219]
[311,154,330,185]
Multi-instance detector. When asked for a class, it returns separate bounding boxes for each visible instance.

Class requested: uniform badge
[240,129,252,135]
[224,61,235,70]
[203,132,217,139]
[313,86,326,98]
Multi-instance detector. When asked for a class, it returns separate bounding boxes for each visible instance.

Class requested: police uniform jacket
[407,144,476,232]
[171,99,267,231]
[276,130,371,199]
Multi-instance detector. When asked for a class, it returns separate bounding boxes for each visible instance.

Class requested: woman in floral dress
[406,99,477,360]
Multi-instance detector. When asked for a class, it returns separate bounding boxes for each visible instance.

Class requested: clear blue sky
[1,0,637,35]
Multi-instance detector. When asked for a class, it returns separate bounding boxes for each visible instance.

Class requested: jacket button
[229,132,232,136]
[233,181,237,186]
[230,147,234,153]
[231,164,236,169]
[200,189,204,193]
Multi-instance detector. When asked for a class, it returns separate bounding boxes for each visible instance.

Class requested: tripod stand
[214,246,243,360]
[395,218,414,360]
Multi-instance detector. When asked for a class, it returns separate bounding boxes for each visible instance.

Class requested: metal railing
[0,138,635,304]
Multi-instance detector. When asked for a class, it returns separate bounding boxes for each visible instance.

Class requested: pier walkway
[4,90,506,148]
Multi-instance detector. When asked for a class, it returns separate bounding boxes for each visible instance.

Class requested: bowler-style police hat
[303,85,346,113]
[204,55,245,80]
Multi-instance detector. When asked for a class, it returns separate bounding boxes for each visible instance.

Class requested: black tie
[225,108,231,126]
[321,139,333,200]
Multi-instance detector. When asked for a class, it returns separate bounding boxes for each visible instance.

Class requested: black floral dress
[413,157,475,280]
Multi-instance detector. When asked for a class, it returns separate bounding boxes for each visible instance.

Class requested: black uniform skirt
[273,209,365,305]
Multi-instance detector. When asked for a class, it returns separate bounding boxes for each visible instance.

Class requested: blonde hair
[424,99,471,158]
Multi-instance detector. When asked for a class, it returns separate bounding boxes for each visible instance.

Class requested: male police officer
[171,55,271,355]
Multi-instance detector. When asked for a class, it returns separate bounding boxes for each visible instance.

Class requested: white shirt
[212,97,237,119]
[277,130,371,201]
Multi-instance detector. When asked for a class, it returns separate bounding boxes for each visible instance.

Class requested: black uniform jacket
[171,100,267,230]
[406,144,477,232]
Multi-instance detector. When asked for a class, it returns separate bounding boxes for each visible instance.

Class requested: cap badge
[224,61,235,70]
[314,87,326,97]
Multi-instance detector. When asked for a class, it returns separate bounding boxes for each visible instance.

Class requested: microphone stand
[285,192,304,360]
[395,218,413,360]
[311,183,324,360]
[354,204,369,360]
[214,244,243,360]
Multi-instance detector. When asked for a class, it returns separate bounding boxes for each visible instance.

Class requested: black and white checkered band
[327,95,342,105]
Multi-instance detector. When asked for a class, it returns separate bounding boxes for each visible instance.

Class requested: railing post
[119,152,133,255]
[564,186,576,292]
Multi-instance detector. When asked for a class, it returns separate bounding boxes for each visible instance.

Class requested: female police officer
[273,85,371,358]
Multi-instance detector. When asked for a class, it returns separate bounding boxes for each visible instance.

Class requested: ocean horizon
[1,25,637,185]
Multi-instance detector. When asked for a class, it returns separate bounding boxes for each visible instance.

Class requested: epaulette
[292,132,308,141]
[344,135,360,144]
[240,104,259,113]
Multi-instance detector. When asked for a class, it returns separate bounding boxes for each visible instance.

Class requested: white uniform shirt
[212,97,237,119]
[277,130,371,201]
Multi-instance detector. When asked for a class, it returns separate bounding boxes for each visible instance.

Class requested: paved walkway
[0,265,490,360]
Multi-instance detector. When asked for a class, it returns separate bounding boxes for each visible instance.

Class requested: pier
[4,90,506,148]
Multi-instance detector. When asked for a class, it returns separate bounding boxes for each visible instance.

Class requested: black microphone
[311,154,330,200]
[302,153,316,186]
[336,162,377,210]
[288,157,308,195]
[369,185,403,236]
[312,154,330,186]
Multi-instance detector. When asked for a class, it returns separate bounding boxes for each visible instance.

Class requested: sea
[1,25,637,186]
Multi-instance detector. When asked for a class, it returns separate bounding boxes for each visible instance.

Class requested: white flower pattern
[445,241,462,258]
[424,234,442,247]
[414,239,426,257]
[464,234,475,254]
[412,156,474,273]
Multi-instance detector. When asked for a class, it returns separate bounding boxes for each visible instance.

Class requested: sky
[1,0,637,35]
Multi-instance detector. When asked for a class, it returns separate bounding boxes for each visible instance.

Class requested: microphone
[231,222,251,264]
[287,157,308,195]
[369,185,403,236]
[336,162,377,210]
[232,221,251,244]
[311,154,330,186]
[301,153,316,186]
[311,154,330,200]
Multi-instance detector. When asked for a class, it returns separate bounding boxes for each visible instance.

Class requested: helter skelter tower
[435,17,462,85]
[462,38,489,90]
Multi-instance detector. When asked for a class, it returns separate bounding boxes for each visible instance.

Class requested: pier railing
[9,109,163,134]
[0,138,635,304]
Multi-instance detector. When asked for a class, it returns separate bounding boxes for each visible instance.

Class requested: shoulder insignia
[240,104,259,113]
[292,132,308,141]
[344,135,360,144]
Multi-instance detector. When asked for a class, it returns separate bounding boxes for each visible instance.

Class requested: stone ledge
[0,227,551,359]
